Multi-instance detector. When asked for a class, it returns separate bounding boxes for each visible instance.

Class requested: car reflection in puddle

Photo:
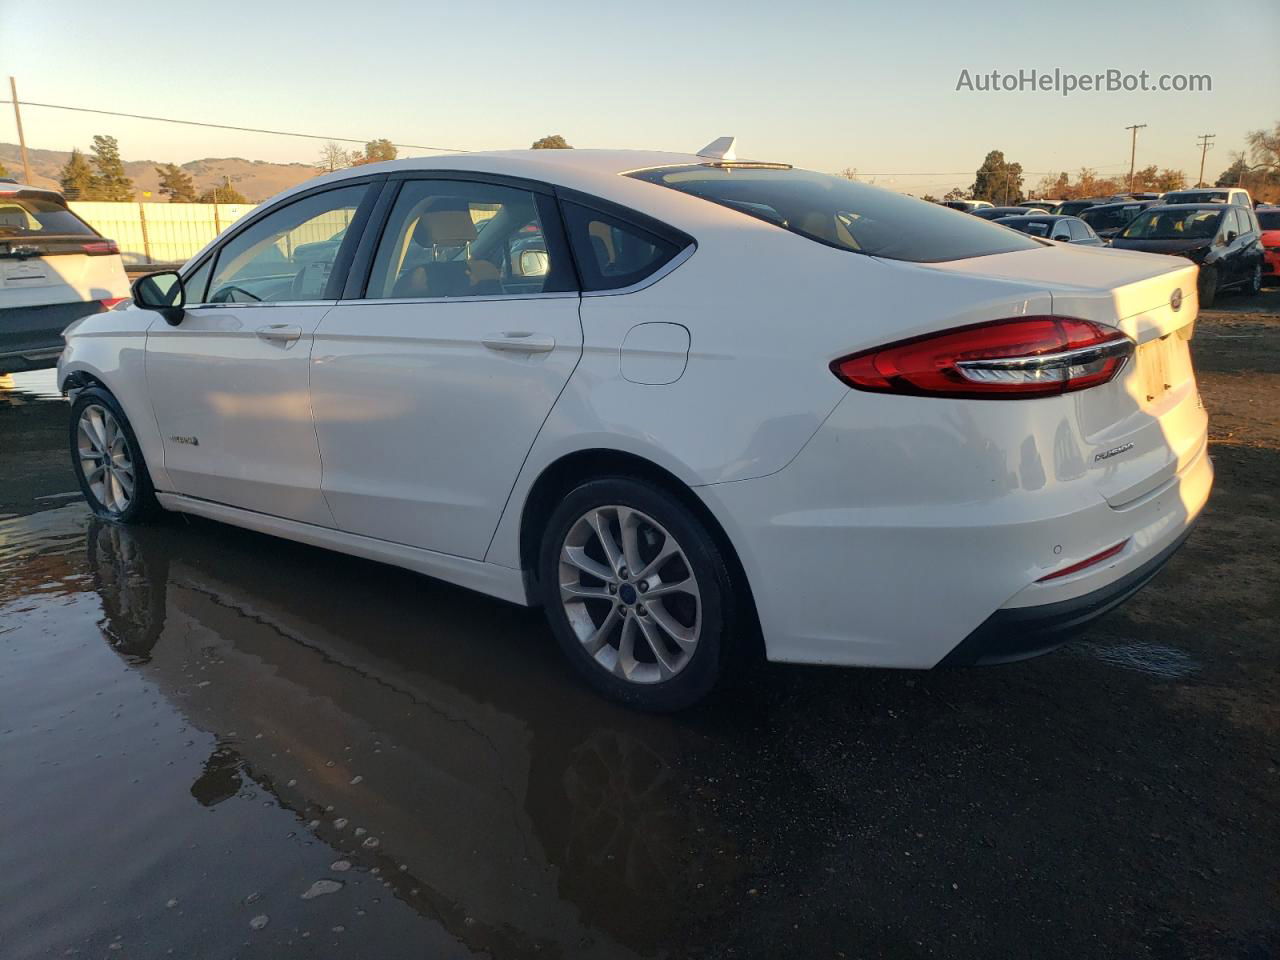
[72,514,741,957]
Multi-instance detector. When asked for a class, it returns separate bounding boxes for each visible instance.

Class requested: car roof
[1143,203,1228,212]
[0,180,63,196]
[998,214,1070,221]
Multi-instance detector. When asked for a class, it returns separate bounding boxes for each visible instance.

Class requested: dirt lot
[0,289,1277,959]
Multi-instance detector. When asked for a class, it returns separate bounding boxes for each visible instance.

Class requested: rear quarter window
[628,166,1042,263]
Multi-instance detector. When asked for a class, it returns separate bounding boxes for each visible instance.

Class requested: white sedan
[58,141,1212,710]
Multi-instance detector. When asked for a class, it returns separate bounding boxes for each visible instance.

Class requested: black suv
[1110,203,1264,307]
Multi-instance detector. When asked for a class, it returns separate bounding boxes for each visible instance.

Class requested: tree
[1216,153,1250,188]
[155,163,198,202]
[349,139,397,166]
[531,134,572,150]
[837,167,858,181]
[970,150,1024,205]
[89,135,135,201]
[198,179,249,204]
[58,148,96,200]
[921,194,939,203]
[1241,121,1280,202]
[317,141,351,173]
[943,187,968,202]
[1154,168,1186,192]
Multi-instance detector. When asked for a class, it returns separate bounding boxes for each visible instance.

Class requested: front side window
[366,180,572,300]
[1068,219,1092,241]
[200,184,367,304]
[631,164,1046,262]
[1222,208,1242,239]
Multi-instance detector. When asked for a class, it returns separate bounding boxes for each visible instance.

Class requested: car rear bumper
[937,521,1197,666]
[0,301,106,372]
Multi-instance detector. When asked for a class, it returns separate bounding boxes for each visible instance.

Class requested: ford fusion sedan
[1,181,129,374]
[1111,203,1264,307]
[58,142,1212,710]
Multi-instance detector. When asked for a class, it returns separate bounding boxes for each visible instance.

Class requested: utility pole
[1125,123,1147,193]
[1195,133,1216,187]
[8,76,33,185]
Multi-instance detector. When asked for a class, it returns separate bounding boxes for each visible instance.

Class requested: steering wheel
[210,284,263,303]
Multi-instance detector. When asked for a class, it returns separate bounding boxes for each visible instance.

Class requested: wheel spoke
[644,575,698,601]
[115,468,135,498]
[78,420,104,455]
[617,507,644,573]
[560,544,614,583]
[635,613,678,678]
[582,605,621,656]
[613,615,638,679]
[560,581,613,602]
[588,509,623,573]
[637,537,680,582]
[648,601,697,652]
[85,464,107,485]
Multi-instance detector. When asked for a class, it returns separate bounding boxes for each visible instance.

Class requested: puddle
[1075,640,1201,678]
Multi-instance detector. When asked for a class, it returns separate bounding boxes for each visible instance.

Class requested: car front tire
[538,477,733,711]
[69,386,159,524]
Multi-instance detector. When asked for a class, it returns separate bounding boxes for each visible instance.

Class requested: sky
[2,0,1278,195]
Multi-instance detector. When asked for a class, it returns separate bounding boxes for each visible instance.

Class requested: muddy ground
[1,288,1277,959]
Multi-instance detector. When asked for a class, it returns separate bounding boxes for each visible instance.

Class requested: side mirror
[132,270,186,325]
[518,249,550,277]
[1224,230,1238,244]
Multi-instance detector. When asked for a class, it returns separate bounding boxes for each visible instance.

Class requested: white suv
[0,181,129,374]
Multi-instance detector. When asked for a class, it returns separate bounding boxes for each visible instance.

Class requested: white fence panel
[69,202,259,266]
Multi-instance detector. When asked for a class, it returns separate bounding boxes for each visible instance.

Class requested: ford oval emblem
[1170,288,1183,311]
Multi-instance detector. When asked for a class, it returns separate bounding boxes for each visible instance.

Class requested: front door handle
[481,332,556,354]
[256,323,303,345]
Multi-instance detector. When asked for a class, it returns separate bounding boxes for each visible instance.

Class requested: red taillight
[82,240,119,256]
[831,317,1134,399]
[101,298,128,310]
[1037,539,1129,582]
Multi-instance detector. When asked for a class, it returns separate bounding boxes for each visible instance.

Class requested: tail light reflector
[1037,540,1129,582]
[832,317,1134,399]
[82,240,119,256]
[101,298,128,310]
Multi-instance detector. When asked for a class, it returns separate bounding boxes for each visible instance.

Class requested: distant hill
[0,142,318,202]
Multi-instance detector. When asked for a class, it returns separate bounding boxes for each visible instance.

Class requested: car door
[146,181,375,525]
[309,176,582,559]
[1219,208,1245,285]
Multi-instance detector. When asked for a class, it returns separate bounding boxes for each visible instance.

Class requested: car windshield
[1258,210,1280,230]
[0,193,97,238]
[627,165,1041,262]
[1121,208,1221,240]
[1081,206,1144,231]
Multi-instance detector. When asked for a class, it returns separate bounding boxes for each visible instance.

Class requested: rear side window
[0,193,97,238]
[629,165,1041,263]
[561,201,682,291]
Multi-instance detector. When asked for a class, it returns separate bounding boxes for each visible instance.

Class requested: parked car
[1018,200,1060,210]
[1053,198,1109,217]
[0,181,130,374]
[1161,187,1252,207]
[1079,200,1162,240]
[58,144,1212,710]
[971,205,1048,219]
[995,214,1104,245]
[1257,206,1280,284]
[1111,203,1264,306]
[941,199,993,212]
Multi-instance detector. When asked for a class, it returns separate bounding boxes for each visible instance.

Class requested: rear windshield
[1003,219,1051,237]
[1164,191,1228,204]
[0,193,97,238]
[1258,210,1280,230]
[1081,205,1144,230]
[1121,208,1221,240]
[626,165,1042,262]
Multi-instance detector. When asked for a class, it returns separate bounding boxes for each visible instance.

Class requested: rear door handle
[256,323,303,345]
[481,332,556,354]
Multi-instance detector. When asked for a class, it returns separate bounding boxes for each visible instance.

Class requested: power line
[0,98,469,154]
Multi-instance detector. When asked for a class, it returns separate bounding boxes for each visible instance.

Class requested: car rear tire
[69,386,159,524]
[538,477,733,711]
[1197,266,1218,309]
[1247,263,1262,295]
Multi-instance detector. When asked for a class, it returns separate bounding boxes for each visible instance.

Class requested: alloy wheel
[558,505,702,684]
[77,404,135,515]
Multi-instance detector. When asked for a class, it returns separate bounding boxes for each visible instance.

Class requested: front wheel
[1197,266,1218,309]
[538,478,734,711]
[1247,263,1262,295]
[69,386,159,523]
